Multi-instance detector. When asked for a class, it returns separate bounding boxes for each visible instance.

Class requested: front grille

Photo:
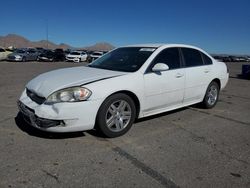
[8,56,16,60]
[26,89,46,105]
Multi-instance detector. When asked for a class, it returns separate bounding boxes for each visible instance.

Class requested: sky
[0,0,249,54]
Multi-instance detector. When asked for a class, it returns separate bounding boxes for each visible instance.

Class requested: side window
[30,49,36,53]
[182,48,204,67]
[201,53,213,65]
[152,48,181,70]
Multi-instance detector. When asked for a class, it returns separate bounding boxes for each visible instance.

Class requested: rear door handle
[175,73,184,78]
[204,69,210,73]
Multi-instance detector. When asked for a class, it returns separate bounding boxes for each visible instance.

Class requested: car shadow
[230,75,250,80]
[15,112,86,139]
[15,106,191,139]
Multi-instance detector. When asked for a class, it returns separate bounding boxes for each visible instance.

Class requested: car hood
[9,52,24,56]
[26,66,126,98]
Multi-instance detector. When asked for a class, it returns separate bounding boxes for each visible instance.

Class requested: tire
[96,93,136,138]
[202,81,220,109]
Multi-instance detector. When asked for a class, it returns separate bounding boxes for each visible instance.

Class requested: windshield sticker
[139,48,156,52]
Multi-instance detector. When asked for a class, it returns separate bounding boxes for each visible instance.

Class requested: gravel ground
[0,61,249,188]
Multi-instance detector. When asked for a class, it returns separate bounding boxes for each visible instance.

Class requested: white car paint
[18,44,229,133]
[66,51,88,62]
[90,51,104,60]
[0,48,12,60]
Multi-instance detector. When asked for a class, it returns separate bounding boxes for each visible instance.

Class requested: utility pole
[46,19,49,49]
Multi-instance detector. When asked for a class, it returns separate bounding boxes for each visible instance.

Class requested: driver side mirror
[152,63,169,72]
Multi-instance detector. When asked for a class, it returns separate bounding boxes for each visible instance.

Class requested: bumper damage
[18,101,64,128]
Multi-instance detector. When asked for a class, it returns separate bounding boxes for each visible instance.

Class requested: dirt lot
[0,61,249,188]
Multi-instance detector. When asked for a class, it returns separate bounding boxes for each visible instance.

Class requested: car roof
[124,43,203,49]
[123,43,210,55]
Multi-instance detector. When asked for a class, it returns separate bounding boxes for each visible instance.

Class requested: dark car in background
[7,48,39,62]
[37,50,55,62]
[53,48,65,61]
[37,49,67,62]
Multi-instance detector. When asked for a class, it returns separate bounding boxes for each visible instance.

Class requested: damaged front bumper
[18,101,64,128]
[17,89,102,132]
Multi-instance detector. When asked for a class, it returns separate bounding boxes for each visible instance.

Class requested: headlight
[45,87,92,104]
[15,55,22,58]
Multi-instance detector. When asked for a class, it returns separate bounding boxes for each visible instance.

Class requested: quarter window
[182,48,203,67]
[152,48,181,70]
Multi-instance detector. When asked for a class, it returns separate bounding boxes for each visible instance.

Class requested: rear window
[201,53,213,65]
[182,48,203,67]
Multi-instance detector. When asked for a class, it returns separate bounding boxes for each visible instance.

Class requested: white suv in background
[66,51,88,62]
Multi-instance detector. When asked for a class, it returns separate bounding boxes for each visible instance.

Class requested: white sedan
[66,51,88,62]
[18,44,229,137]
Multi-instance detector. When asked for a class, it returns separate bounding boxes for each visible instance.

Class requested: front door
[143,48,185,115]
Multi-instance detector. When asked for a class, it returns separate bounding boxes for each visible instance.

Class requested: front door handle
[176,73,184,78]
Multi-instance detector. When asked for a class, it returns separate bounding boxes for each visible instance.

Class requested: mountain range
[0,34,115,51]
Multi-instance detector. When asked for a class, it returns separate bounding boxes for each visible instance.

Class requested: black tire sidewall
[203,82,220,109]
[96,93,136,138]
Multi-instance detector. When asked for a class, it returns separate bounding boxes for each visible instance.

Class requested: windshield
[89,47,156,72]
[15,49,26,53]
[70,52,81,55]
[92,52,103,56]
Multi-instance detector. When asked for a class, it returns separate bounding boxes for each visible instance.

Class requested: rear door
[143,48,185,115]
[181,48,212,104]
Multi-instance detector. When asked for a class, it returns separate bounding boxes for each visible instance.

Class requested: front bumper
[66,57,80,62]
[18,89,102,132]
[7,56,23,61]
[18,101,63,128]
[38,56,53,62]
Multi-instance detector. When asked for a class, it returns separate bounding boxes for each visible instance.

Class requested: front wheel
[202,81,220,109]
[96,93,136,138]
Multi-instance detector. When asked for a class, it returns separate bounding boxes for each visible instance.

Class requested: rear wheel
[202,81,220,109]
[96,93,136,138]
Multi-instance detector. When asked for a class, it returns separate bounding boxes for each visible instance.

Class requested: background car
[53,48,65,61]
[87,51,104,62]
[37,49,55,62]
[66,51,88,62]
[7,48,39,62]
[0,47,12,61]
